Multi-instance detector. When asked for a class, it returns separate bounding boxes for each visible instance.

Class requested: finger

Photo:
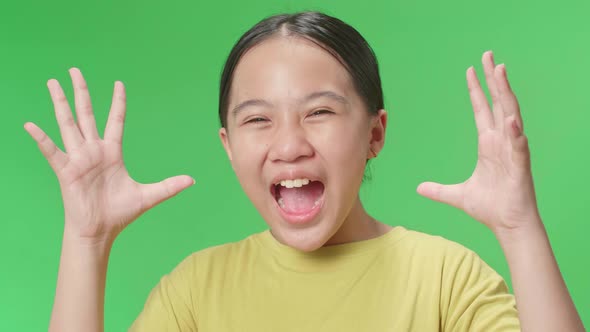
[140,175,196,210]
[482,51,500,101]
[104,81,126,144]
[482,51,504,130]
[47,79,84,151]
[495,64,523,132]
[505,115,531,169]
[69,68,100,140]
[23,122,68,172]
[466,66,494,134]
[417,182,464,210]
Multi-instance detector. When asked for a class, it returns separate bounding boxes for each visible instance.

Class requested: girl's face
[220,36,386,251]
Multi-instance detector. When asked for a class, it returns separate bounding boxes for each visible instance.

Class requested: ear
[367,109,387,159]
[219,127,233,161]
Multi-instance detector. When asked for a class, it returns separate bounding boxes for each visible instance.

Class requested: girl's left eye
[309,109,333,117]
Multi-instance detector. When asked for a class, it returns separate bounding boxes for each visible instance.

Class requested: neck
[323,196,392,246]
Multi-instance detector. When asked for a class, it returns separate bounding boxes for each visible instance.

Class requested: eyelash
[309,109,333,117]
[243,110,333,125]
[245,117,268,124]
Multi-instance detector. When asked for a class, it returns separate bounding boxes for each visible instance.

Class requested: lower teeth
[276,198,320,209]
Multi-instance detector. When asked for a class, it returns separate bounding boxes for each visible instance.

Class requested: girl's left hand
[417,51,542,234]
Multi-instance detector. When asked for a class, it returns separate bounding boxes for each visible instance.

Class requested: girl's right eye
[245,117,268,125]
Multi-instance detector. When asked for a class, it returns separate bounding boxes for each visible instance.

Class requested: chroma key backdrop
[1,0,589,330]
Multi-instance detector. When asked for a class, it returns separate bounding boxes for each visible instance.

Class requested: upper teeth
[279,178,311,188]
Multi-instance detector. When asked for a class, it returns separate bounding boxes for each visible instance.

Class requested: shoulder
[392,227,504,286]
[395,228,518,329]
[394,226,480,262]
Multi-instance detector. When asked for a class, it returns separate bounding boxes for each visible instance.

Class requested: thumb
[416,181,464,210]
[141,175,196,210]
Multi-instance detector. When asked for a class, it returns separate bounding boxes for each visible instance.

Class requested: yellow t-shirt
[130,226,520,331]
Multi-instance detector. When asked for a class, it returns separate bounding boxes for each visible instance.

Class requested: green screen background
[1,0,588,330]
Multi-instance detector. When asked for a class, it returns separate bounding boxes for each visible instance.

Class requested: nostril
[267,133,315,163]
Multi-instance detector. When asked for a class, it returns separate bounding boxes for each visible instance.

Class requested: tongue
[278,181,324,213]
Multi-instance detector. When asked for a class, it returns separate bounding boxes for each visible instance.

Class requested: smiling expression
[220,35,387,251]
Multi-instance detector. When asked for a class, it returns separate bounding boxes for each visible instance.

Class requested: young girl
[26,11,584,332]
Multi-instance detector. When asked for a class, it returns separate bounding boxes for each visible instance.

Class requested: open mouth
[270,178,325,224]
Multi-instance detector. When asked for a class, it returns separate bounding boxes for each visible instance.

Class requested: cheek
[309,120,369,195]
[230,137,268,189]
[312,119,369,164]
[231,132,268,165]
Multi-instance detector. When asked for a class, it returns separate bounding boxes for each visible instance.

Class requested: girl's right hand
[24,68,195,244]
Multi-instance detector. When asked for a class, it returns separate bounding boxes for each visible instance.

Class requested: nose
[268,121,314,163]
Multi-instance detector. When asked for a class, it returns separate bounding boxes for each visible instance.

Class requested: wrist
[492,215,546,247]
[62,224,116,255]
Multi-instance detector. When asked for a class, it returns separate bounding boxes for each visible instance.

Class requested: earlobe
[369,147,378,159]
[219,127,233,161]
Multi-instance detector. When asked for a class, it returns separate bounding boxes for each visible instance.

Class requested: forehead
[230,35,356,106]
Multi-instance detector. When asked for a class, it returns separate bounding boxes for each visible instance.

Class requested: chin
[270,218,340,252]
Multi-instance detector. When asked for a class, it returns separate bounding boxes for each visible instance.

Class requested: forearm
[495,220,585,332]
[49,225,114,332]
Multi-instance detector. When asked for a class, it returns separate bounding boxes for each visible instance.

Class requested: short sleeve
[440,244,521,332]
[129,254,198,332]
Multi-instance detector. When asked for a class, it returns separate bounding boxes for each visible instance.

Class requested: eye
[309,109,333,117]
[245,117,268,125]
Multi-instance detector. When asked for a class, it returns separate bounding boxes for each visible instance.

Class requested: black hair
[218,11,384,128]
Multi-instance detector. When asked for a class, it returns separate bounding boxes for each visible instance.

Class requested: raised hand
[417,51,540,234]
[24,68,194,243]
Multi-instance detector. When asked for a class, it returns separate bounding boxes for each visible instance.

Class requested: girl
[26,11,584,332]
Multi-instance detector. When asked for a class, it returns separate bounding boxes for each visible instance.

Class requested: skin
[24,33,583,331]
[25,71,194,332]
[219,35,389,252]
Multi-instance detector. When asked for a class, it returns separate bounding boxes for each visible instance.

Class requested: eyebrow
[231,90,350,118]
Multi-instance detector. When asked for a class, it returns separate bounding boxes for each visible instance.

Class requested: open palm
[417,52,540,233]
[24,68,194,241]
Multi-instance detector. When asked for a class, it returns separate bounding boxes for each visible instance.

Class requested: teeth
[277,196,321,209]
[277,178,312,188]
[277,197,320,209]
